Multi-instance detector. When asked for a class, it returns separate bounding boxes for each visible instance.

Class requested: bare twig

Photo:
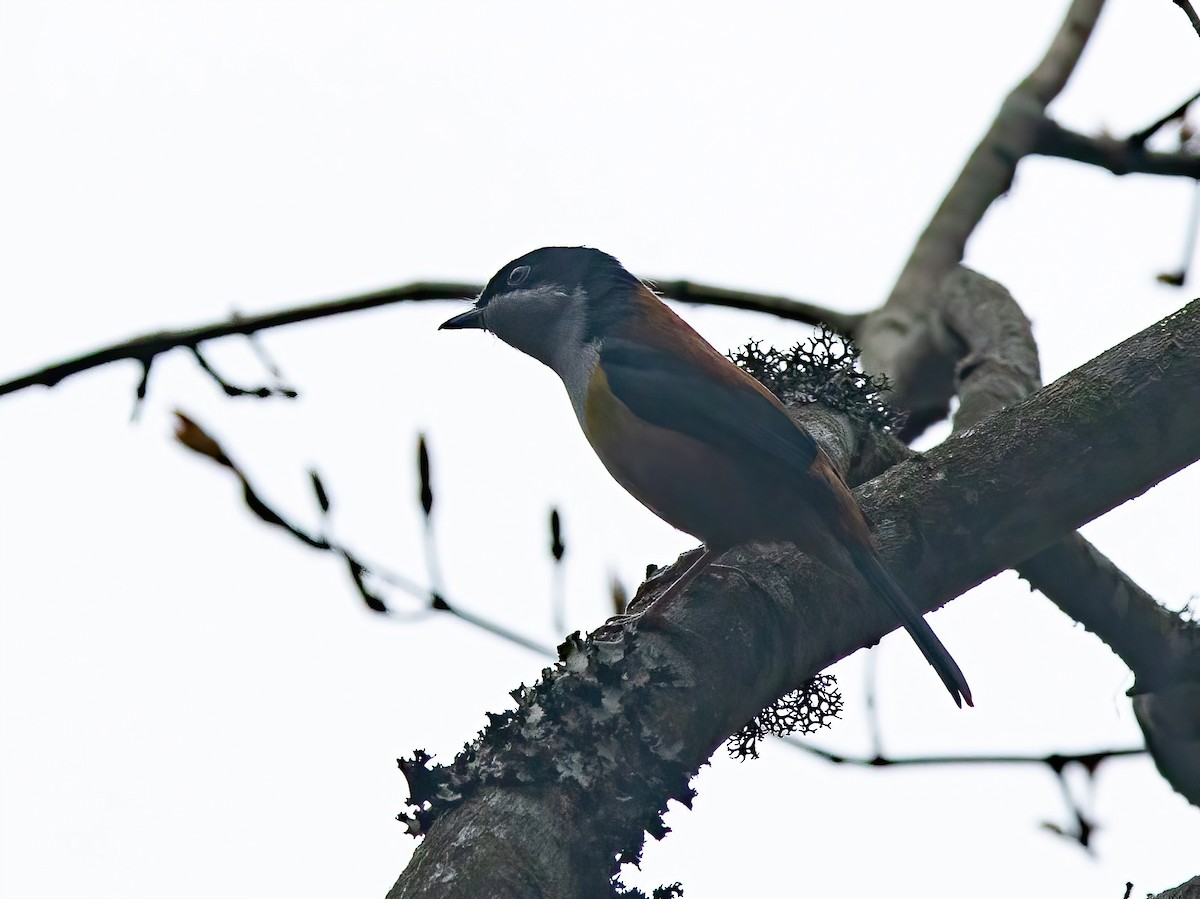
[1128,88,1200,146]
[0,282,477,400]
[1033,119,1200,177]
[650,279,863,334]
[0,280,848,402]
[173,411,554,657]
[549,508,567,634]
[187,344,298,399]
[783,739,1143,768]
[1174,0,1200,40]
[416,434,449,606]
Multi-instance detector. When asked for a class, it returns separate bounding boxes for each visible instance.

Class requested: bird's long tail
[849,545,973,708]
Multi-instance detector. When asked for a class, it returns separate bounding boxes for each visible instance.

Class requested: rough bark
[1153,876,1200,899]
[858,266,1040,439]
[389,300,1200,898]
[855,262,1199,806]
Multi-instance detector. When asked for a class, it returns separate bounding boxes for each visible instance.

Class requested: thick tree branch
[1021,534,1200,806]
[1151,875,1200,899]
[813,310,1197,809]
[391,300,1200,898]
[864,260,1198,804]
[855,0,1196,440]
[860,266,1041,440]
[876,0,1105,321]
[1019,536,1193,691]
[856,0,1104,434]
[0,281,848,401]
[834,0,1197,806]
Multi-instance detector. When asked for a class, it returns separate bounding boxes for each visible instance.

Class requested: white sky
[1,2,1198,897]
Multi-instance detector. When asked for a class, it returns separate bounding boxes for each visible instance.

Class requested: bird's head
[439,246,644,371]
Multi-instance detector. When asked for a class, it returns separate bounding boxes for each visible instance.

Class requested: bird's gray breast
[554,338,601,427]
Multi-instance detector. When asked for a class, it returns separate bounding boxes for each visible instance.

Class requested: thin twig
[783,740,1144,767]
[1174,0,1200,40]
[1128,88,1200,146]
[187,344,298,399]
[651,280,864,334]
[0,280,847,401]
[0,282,476,399]
[173,411,554,656]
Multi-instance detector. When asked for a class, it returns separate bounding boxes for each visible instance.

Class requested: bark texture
[389,300,1200,898]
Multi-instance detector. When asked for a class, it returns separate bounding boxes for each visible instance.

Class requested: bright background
[1,2,1198,897]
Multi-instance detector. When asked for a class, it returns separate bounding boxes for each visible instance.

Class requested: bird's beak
[439,306,486,330]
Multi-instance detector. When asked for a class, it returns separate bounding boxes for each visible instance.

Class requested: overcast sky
[1,2,1198,897]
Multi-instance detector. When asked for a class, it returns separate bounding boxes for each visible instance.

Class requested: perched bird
[441,246,972,707]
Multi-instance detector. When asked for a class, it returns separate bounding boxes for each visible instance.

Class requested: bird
[440,246,972,707]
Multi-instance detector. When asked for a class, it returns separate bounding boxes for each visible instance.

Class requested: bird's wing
[599,337,818,473]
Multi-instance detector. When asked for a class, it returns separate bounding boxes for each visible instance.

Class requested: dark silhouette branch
[1033,118,1200,177]
[390,300,1200,898]
[1174,0,1200,39]
[0,281,850,402]
[0,282,478,400]
[187,344,298,400]
[650,279,863,333]
[1128,88,1200,146]
[172,411,555,657]
[783,740,1143,768]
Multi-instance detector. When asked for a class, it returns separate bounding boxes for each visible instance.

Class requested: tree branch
[1128,88,1200,146]
[1033,118,1200,177]
[0,279,849,402]
[1173,0,1200,40]
[1150,875,1200,899]
[860,266,1042,440]
[876,0,1106,319]
[1019,534,1200,806]
[172,412,556,656]
[650,279,863,333]
[857,1,1107,436]
[1019,536,1194,690]
[390,300,1200,898]
[835,0,1198,807]
[0,282,479,399]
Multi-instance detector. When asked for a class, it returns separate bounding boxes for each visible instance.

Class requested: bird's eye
[507,265,531,287]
